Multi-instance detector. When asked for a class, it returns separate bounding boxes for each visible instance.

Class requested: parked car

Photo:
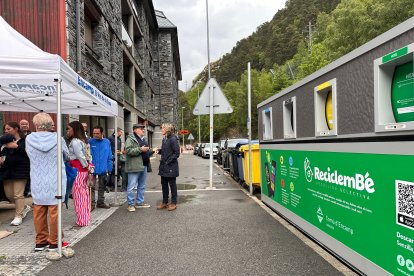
[193,143,201,155]
[202,143,219,158]
[186,144,194,151]
[216,139,226,165]
[222,138,248,170]
[198,143,206,157]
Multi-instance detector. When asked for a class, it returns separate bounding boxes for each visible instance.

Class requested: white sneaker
[22,205,31,218]
[10,216,22,226]
[127,205,136,212]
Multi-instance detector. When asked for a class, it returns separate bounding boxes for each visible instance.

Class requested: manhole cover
[176,184,196,190]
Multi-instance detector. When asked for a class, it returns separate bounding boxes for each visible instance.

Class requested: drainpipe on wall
[76,0,82,73]
[157,34,162,124]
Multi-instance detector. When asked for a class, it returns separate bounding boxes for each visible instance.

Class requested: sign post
[194,78,233,189]
[188,133,194,144]
[199,1,233,189]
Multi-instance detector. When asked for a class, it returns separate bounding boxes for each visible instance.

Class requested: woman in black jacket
[0,122,31,226]
[157,123,180,211]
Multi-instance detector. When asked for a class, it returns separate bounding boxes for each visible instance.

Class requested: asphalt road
[39,153,345,276]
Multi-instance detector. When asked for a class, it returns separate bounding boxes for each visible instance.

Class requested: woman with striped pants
[67,121,91,227]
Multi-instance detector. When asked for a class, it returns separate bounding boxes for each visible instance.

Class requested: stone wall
[65,0,180,135]
[66,0,124,103]
[156,31,179,127]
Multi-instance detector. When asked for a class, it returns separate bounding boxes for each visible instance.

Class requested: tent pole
[56,78,63,257]
[112,117,120,206]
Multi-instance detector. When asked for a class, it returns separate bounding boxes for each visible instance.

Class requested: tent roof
[0,16,118,117]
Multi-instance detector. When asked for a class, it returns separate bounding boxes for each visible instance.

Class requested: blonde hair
[32,113,53,131]
[161,123,174,136]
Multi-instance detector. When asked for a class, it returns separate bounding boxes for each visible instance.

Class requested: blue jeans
[127,166,147,205]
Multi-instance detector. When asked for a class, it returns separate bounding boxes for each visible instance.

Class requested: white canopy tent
[0,17,117,115]
[0,16,119,256]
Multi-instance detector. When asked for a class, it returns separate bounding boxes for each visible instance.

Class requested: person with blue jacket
[89,126,113,210]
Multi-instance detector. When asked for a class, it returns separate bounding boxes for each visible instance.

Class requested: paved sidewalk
[0,191,126,276]
[0,152,355,275]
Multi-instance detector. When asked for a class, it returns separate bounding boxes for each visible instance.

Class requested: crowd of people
[0,113,181,253]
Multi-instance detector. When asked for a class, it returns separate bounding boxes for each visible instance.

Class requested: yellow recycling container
[240,144,261,189]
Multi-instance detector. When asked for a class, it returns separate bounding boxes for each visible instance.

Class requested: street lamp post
[181,107,185,149]
[197,86,201,144]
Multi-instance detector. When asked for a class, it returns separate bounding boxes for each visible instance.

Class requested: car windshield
[204,143,218,148]
[227,139,248,148]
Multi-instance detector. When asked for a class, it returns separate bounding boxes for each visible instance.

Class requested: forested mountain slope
[185,0,414,141]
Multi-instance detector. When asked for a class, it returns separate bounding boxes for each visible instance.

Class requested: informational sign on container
[261,149,414,275]
[391,61,414,123]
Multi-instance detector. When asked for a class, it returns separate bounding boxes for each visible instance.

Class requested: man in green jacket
[125,124,156,212]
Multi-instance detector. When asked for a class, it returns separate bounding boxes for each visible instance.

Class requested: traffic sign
[188,133,194,140]
[193,78,233,115]
[179,129,189,135]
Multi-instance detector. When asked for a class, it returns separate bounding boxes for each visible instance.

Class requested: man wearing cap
[124,124,156,212]
[108,127,123,190]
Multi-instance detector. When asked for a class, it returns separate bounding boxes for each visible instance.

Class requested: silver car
[202,143,219,158]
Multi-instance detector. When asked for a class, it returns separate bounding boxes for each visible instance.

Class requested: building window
[84,16,93,48]
[84,0,101,52]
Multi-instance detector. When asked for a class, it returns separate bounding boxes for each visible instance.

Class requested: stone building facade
[0,0,181,147]
[153,10,181,146]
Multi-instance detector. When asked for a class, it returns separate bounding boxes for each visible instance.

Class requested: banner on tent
[77,76,113,108]
[6,82,56,94]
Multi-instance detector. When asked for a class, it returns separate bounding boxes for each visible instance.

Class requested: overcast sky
[153,0,285,91]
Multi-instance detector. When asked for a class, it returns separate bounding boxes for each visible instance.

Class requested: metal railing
[123,83,134,106]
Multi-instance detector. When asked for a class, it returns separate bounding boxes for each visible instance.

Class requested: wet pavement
[0,151,356,275]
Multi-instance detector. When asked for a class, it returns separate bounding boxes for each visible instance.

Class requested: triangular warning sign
[193,78,233,115]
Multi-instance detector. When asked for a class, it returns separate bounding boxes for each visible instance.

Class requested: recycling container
[228,148,239,179]
[237,149,244,182]
[257,20,414,275]
[240,144,260,188]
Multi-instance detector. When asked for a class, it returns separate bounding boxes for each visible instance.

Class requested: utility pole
[303,21,316,53]
[287,62,295,80]
[181,107,185,149]
[206,0,213,189]
[198,85,201,143]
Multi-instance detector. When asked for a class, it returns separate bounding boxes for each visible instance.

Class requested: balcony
[122,24,143,71]
[121,24,133,52]
[123,83,134,106]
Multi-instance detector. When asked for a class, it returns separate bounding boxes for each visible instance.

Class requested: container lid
[240,143,259,151]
